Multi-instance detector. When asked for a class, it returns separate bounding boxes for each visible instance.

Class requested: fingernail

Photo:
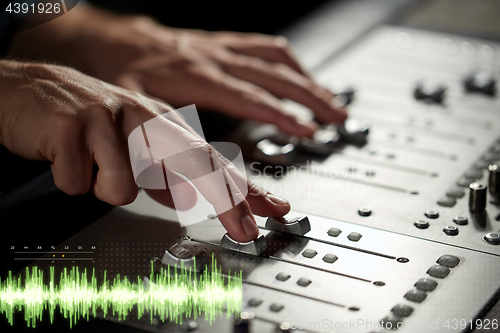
[241,215,258,237]
[266,194,289,207]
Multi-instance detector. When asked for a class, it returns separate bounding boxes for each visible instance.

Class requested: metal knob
[489,164,499,198]
[469,182,487,212]
[265,215,311,236]
[220,234,268,256]
[233,311,254,333]
[161,244,205,273]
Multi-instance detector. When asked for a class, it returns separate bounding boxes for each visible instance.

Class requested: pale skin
[1,4,347,242]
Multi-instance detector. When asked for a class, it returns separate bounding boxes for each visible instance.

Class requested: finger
[142,161,198,211]
[90,128,139,206]
[224,34,309,76]
[221,54,347,124]
[211,149,291,217]
[50,140,93,196]
[192,70,319,137]
[140,115,259,241]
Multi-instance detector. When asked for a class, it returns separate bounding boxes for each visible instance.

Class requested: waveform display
[0,256,242,328]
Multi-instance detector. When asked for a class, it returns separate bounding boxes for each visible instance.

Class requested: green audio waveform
[0,255,242,328]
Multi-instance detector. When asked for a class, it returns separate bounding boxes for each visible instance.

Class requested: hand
[0,60,291,241]
[8,4,347,137]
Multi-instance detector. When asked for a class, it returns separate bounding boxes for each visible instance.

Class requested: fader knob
[161,244,204,273]
[338,119,370,145]
[265,215,311,236]
[253,138,296,166]
[469,182,487,212]
[464,72,496,96]
[220,234,268,256]
[488,164,499,198]
[414,82,446,104]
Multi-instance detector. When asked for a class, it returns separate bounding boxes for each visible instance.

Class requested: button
[446,187,465,198]
[161,244,205,273]
[464,72,496,96]
[437,197,456,207]
[270,304,284,312]
[265,215,311,236]
[381,316,403,330]
[338,119,370,145]
[358,207,372,216]
[453,216,468,225]
[437,255,460,268]
[180,319,198,331]
[391,304,414,317]
[302,249,317,258]
[414,81,446,104]
[347,232,362,241]
[220,234,268,256]
[248,298,262,307]
[322,254,338,264]
[327,227,342,237]
[483,232,500,245]
[414,220,429,229]
[297,278,312,287]
[425,210,439,219]
[443,225,459,236]
[469,182,487,212]
[465,169,483,180]
[414,278,438,291]
[276,272,291,281]
[427,265,450,278]
[457,178,472,187]
[404,290,427,303]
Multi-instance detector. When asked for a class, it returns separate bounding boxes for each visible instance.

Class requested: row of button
[381,255,460,329]
[275,272,312,287]
[327,227,363,242]
[302,248,339,263]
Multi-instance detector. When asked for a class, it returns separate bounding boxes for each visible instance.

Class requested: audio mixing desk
[4,1,500,332]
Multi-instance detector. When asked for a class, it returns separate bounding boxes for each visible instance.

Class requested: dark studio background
[0,0,331,278]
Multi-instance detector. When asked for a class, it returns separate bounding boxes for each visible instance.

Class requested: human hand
[8,5,347,138]
[0,60,291,241]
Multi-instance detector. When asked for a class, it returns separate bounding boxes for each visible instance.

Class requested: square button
[322,254,338,264]
[414,278,438,291]
[404,290,427,303]
[347,232,362,242]
[427,265,450,278]
[270,304,284,312]
[276,272,291,281]
[248,298,262,307]
[327,227,342,237]
[391,304,414,317]
[297,278,312,287]
[302,249,317,258]
[436,255,460,268]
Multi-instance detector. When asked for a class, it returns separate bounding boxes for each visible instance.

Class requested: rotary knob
[464,72,496,96]
[220,234,268,256]
[265,215,311,236]
[469,182,487,212]
[414,81,446,104]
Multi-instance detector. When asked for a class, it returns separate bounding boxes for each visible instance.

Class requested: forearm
[7,4,110,74]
